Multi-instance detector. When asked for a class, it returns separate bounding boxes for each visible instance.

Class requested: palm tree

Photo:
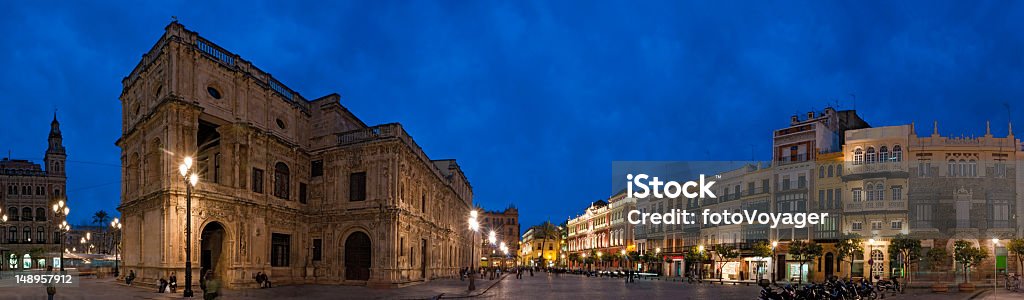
[534,221,560,267]
[92,210,110,254]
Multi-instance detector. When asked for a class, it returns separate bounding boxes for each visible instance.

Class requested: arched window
[23,226,30,242]
[875,183,885,201]
[969,159,977,177]
[836,165,842,176]
[892,145,903,162]
[819,166,825,178]
[948,160,957,177]
[7,227,15,242]
[959,159,967,178]
[37,226,44,242]
[866,147,876,164]
[866,183,875,201]
[827,165,834,177]
[129,152,141,196]
[853,148,864,165]
[145,138,162,193]
[879,146,889,162]
[273,162,290,199]
[35,208,45,221]
[7,207,17,220]
[21,208,31,222]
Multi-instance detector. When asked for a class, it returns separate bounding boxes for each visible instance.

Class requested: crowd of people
[459,265,645,284]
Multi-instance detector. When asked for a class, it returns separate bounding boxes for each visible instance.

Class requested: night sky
[1,1,1024,234]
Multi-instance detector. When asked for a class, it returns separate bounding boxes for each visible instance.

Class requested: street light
[868,238,876,282]
[179,156,199,298]
[771,241,778,284]
[993,238,1000,297]
[111,218,122,277]
[467,210,479,291]
[698,245,705,280]
[53,200,70,271]
[1,209,6,277]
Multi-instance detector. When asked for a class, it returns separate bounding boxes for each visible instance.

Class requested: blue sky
[1,1,1023,232]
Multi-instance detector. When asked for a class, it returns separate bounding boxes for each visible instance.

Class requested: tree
[953,240,988,283]
[92,210,111,254]
[835,233,864,279]
[532,221,560,267]
[1008,239,1024,276]
[788,240,823,284]
[685,247,711,279]
[925,247,950,280]
[712,245,739,279]
[751,241,773,281]
[887,234,921,282]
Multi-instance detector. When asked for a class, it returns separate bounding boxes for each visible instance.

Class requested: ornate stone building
[478,206,519,267]
[116,22,475,289]
[0,115,68,270]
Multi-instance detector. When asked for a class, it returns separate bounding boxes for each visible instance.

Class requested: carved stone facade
[0,115,67,269]
[116,22,475,289]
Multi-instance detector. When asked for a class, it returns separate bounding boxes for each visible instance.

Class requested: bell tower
[45,112,66,177]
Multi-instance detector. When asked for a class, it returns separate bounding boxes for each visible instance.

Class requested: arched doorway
[824,253,834,278]
[200,222,227,279]
[870,250,885,279]
[344,231,371,281]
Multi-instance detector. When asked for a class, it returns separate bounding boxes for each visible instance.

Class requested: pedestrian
[126,270,136,286]
[46,266,56,300]
[203,270,220,300]
[200,269,207,294]
[169,272,178,293]
[262,272,272,288]
[158,277,168,293]
[529,268,533,277]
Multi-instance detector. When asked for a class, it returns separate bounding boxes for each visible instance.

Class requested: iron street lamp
[868,239,876,284]
[53,200,70,271]
[467,210,479,291]
[698,245,705,280]
[179,156,199,297]
[993,238,1000,297]
[111,218,122,277]
[771,241,778,284]
[1,210,6,277]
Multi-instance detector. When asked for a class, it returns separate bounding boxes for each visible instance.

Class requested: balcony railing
[845,162,905,175]
[845,200,906,212]
[336,123,454,188]
[197,39,236,66]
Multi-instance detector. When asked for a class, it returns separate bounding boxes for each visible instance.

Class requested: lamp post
[1,211,6,277]
[468,210,479,291]
[698,245,705,280]
[993,238,1000,297]
[53,200,70,271]
[500,241,508,268]
[771,241,778,284]
[178,157,199,298]
[655,247,661,276]
[868,239,876,284]
[111,218,121,277]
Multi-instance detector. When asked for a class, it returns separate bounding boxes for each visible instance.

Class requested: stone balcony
[843,162,909,179]
[844,200,906,212]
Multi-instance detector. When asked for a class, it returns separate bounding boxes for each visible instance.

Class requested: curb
[439,274,509,299]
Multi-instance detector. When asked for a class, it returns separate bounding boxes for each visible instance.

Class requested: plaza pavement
[0,272,1012,299]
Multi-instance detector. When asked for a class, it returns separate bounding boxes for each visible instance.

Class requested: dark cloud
[1,1,1022,231]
